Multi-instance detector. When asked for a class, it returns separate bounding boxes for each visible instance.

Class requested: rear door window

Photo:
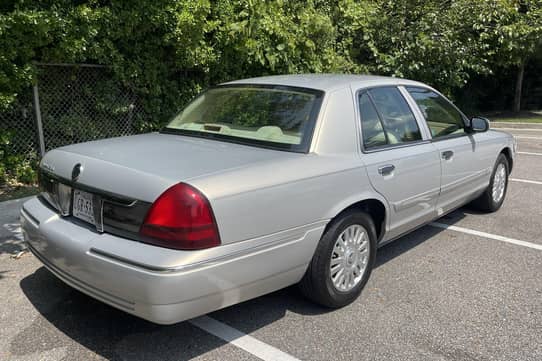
[358,87,422,150]
[359,93,388,149]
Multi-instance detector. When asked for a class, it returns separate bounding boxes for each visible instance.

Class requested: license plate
[73,189,95,225]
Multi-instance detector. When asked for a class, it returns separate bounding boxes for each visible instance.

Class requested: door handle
[378,164,395,176]
[442,150,454,160]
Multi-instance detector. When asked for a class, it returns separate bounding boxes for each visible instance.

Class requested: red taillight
[139,183,220,250]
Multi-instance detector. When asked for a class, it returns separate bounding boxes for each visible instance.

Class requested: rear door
[404,87,494,214]
[356,86,441,242]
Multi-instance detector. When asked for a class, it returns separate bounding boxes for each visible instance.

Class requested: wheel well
[330,199,386,241]
[501,147,513,172]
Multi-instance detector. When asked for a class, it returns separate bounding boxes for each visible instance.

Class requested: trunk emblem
[72,163,83,181]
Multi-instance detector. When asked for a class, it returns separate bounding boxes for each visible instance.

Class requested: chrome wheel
[492,163,507,203]
[330,224,369,292]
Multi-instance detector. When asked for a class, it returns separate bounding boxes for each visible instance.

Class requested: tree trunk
[513,61,525,113]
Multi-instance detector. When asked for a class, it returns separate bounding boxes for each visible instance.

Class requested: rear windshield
[163,85,324,152]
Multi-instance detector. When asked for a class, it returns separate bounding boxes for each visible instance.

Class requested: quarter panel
[191,155,382,244]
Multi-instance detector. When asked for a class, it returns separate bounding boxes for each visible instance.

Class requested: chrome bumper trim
[88,224,321,274]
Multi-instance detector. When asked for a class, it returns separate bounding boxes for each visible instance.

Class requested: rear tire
[299,210,377,308]
[470,153,509,212]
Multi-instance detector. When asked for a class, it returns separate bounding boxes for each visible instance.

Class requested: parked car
[21,74,515,324]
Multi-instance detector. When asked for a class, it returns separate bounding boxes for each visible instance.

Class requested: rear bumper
[21,197,325,324]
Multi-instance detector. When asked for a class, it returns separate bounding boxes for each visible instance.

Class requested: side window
[406,87,466,138]
[367,87,422,144]
[358,87,422,150]
[359,93,387,148]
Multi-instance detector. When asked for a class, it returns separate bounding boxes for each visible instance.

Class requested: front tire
[299,211,377,308]
[471,153,509,212]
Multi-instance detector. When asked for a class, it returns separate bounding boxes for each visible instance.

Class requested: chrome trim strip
[89,222,327,274]
[40,169,148,235]
[40,168,136,204]
[361,140,431,154]
[392,187,440,212]
[441,168,491,194]
[378,187,483,247]
[88,248,173,272]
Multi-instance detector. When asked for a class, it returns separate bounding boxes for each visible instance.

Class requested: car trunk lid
[40,132,295,202]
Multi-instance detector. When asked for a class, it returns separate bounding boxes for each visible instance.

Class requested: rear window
[164,85,324,152]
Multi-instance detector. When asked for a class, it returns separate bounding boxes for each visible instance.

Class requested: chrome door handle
[378,164,395,176]
[442,150,454,160]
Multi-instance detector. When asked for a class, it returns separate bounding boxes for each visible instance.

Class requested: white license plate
[73,189,95,225]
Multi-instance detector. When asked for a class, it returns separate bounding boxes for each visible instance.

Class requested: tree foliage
[0,0,541,119]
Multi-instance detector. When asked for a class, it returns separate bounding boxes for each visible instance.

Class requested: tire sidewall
[487,154,509,211]
[320,212,377,306]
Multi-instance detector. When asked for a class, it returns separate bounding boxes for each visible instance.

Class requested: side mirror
[470,117,490,132]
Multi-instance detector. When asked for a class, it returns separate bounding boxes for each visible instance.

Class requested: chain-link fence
[0,89,39,184]
[0,90,37,160]
[36,63,141,152]
[1,63,144,184]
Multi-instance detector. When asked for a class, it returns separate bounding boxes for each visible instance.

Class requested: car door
[356,86,441,242]
[405,86,495,214]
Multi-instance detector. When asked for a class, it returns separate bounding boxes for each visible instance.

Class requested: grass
[0,184,39,202]
[486,110,542,124]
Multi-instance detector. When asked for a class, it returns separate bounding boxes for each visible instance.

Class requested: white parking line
[495,127,542,132]
[510,178,542,185]
[514,136,542,140]
[492,122,542,126]
[517,151,542,156]
[430,222,542,251]
[11,219,296,361]
[190,316,300,361]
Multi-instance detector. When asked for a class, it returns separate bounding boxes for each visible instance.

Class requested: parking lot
[1,124,541,361]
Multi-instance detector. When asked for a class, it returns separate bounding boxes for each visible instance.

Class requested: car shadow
[374,209,469,267]
[15,209,468,360]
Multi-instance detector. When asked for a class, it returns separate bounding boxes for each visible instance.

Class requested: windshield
[163,85,324,152]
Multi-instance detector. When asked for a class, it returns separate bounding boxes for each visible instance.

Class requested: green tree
[333,0,497,96]
[472,0,542,112]
[497,0,542,112]
[1,0,542,119]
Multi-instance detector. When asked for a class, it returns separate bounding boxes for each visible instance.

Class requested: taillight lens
[139,183,220,250]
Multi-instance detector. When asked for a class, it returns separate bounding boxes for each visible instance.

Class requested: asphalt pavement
[1,124,541,361]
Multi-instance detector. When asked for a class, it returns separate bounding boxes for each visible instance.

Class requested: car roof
[223,74,428,92]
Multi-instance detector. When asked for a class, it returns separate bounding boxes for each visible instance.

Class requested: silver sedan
[20,74,515,324]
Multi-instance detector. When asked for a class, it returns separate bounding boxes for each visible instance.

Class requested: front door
[405,87,493,214]
[356,86,441,242]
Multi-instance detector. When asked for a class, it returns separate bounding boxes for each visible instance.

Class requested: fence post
[32,82,46,156]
